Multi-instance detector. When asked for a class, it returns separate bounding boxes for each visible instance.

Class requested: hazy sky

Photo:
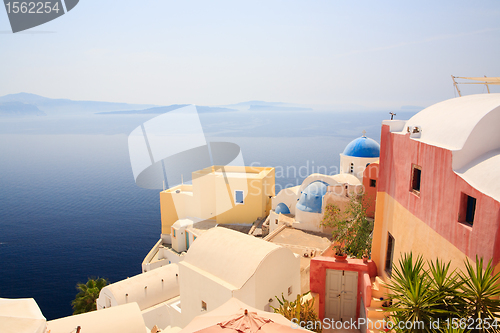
[1,0,499,108]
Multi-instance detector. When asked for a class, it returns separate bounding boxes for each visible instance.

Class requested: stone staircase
[366,276,391,333]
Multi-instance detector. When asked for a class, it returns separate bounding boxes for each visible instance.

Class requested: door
[325,269,358,322]
[341,271,358,321]
[186,231,190,250]
[325,270,342,320]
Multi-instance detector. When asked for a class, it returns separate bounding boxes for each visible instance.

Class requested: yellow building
[143,165,275,272]
[160,165,275,235]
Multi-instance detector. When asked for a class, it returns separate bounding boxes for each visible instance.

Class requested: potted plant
[362,249,369,263]
[333,243,347,261]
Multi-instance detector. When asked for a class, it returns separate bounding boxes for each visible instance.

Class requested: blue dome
[275,203,290,214]
[296,181,329,214]
[342,136,380,158]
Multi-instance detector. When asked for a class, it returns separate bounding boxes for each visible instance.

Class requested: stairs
[366,276,391,333]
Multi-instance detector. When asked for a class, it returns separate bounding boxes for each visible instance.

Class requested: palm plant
[386,253,448,332]
[457,257,500,332]
[71,277,108,314]
[387,254,500,333]
[427,259,463,322]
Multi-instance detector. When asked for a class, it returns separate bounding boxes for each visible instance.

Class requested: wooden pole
[451,75,462,97]
[485,75,491,94]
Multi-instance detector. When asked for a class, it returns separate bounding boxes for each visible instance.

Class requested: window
[370,179,377,188]
[201,301,207,311]
[466,196,477,224]
[350,163,354,173]
[385,233,395,276]
[459,193,476,226]
[411,165,422,194]
[235,190,244,204]
[173,229,176,237]
[288,286,293,296]
[275,219,278,225]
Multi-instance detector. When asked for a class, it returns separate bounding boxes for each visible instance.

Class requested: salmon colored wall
[375,124,500,267]
[362,163,379,218]
[371,192,480,280]
[310,257,377,320]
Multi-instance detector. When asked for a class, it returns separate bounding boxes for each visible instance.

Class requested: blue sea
[0,108,416,320]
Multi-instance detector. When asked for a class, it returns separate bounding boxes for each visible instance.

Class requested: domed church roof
[342,133,380,158]
[275,203,291,214]
[296,181,329,214]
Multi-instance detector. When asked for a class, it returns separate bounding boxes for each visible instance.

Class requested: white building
[98,227,301,331]
[170,218,217,253]
[178,227,301,327]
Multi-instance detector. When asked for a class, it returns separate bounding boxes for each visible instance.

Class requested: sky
[0,0,499,109]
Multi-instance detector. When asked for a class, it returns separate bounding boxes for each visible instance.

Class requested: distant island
[0,92,318,117]
[247,105,313,112]
[97,105,237,115]
[0,102,45,117]
[0,92,155,116]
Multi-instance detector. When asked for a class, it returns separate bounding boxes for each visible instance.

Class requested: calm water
[0,109,416,319]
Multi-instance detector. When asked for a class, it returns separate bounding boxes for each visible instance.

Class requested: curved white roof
[100,264,179,311]
[0,298,46,333]
[401,93,500,202]
[181,227,286,289]
[47,303,145,333]
[402,93,500,151]
[299,173,361,192]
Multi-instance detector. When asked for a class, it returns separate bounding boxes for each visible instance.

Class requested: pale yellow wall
[160,166,275,232]
[372,192,473,281]
[214,176,263,224]
[192,169,215,220]
[160,191,179,235]
[261,168,276,215]
[160,184,193,235]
